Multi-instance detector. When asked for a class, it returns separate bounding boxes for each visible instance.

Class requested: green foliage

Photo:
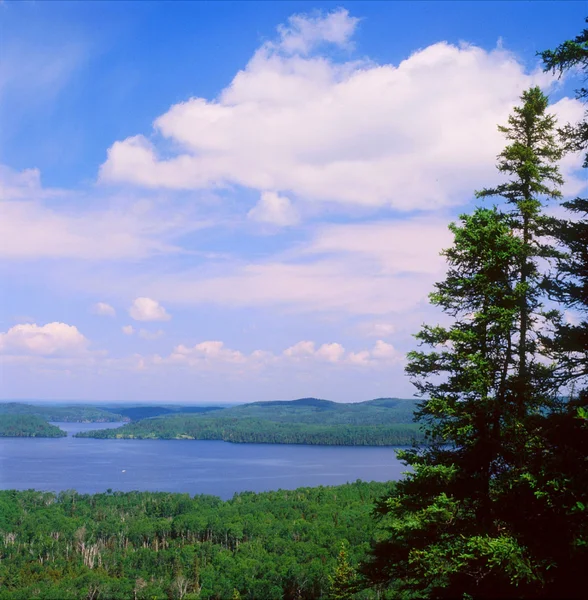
[329,543,359,600]
[0,482,387,599]
[0,415,66,438]
[75,415,424,446]
[540,18,588,165]
[540,20,588,385]
[362,88,574,598]
[0,403,126,423]
[218,398,419,426]
[75,398,425,446]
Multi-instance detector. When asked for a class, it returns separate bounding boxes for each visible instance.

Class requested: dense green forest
[75,415,423,446]
[0,482,389,599]
[75,398,423,445]
[211,398,418,426]
[0,403,127,423]
[0,415,66,438]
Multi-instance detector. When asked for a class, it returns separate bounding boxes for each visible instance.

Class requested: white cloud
[167,341,246,365]
[305,217,451,274]
[0,322,89,357]
[282,338,399,365]
[550,97,588,197]
[247,191,299,226]
[347,350,371,366]
[92,302,116,317]
[283,340,317,359]
[122,325,135,335]
[128,336,405,375]
[274,8,360,55]
[371,340,399,360]
[315,342,345,363]
[116,216,451,316]
[0,165,208,261]
[129,297,171,322]
[99,9,568,213]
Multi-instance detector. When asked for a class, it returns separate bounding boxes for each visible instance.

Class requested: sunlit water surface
[0,422,407,500]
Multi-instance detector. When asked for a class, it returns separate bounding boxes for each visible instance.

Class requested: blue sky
[0,1,585,403]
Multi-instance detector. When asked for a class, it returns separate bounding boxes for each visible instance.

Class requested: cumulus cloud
[315,342,346,363]
[98,9,574,214]
[166,341,246,366]
[129,297,171,322]
[122,325,135,335]
[92,302,116,317]
[247,191,299,226]
[143,337,402,373]
[371,340,399,360]
[282,339,400,365]
[283,341,345,363]
[284,341,319,359]
[0,322,89,357]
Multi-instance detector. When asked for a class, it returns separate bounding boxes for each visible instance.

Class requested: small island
[0,414,67,438]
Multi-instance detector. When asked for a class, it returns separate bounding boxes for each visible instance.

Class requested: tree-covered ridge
[0,403,127,423]
[215,397,419,426]
[75,415,424,446]
[0,415,66,438]
[0,481,389,599]
[107,405,223,422]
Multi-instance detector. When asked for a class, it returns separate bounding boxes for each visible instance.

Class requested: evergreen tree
[476,86,563,425]
[540,21,588,384]
[540,19,588,166]
[362,88,564,599]
[329,543,358,600]
[505,22,588,599]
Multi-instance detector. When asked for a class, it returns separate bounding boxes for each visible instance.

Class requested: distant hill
[254,398,338,409]
[213,397,420,426]
[105,405,224,421]
[0,403,126,423]
[76,397,423,446]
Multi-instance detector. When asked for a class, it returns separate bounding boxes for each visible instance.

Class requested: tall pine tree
[508,22,588,599]
[362,88,564,599]
[540,20,588,385]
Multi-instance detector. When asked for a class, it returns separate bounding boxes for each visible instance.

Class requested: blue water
[0,422,408,500]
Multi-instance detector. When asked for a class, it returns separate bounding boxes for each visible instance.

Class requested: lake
[0,422,408,500]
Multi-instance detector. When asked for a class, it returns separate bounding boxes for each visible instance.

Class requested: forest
[0,482,388,600]
[0,415,66,438]
[75,398,423,446]
[74,415,424,446]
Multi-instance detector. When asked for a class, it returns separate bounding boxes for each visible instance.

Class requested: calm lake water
[0,422,408,500]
